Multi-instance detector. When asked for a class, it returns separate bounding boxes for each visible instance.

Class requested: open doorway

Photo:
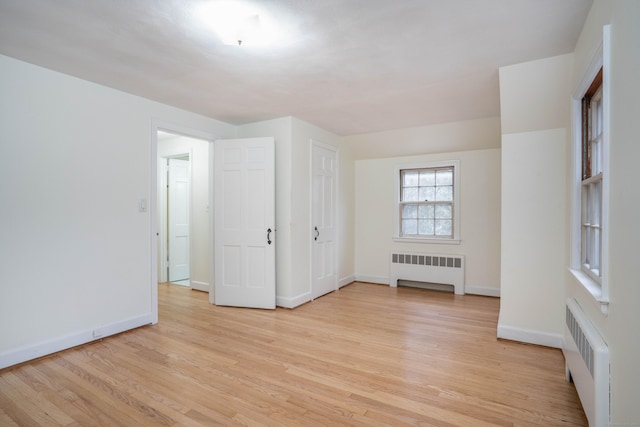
[156,130,211,292]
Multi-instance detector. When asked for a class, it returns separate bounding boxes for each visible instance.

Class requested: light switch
[138,198,147,212]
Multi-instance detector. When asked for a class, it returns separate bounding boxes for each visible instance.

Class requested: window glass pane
[592,139,602,175]
[402,188,418,201]
[419,171,435,186]
[582,186,589,223]
[435,186,453,201]
[584,226,591,265]
[402,204,418,219]
[418,219,434,235]
[418,204,434,219]
[580,225,589,264]
[419,186,435,201]
[591,228,601,270]
[596,98,602,134]
[403,171,419,187]
[435,204,452,219]
[435,220,452,236]
[402,219,417,235]
[593,181,601,225]
[436,170,453,185]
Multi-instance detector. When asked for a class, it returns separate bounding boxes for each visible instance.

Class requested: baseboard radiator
[564,298,609,427]
[389,252,464,295]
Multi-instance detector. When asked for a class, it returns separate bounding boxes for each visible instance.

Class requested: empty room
[1,0,639,426]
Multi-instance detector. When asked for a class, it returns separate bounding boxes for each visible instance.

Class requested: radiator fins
[391,254,462,268]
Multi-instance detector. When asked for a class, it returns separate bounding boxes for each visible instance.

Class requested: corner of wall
[497,322,564,349]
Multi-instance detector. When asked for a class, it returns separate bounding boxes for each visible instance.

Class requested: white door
[311,143,337,299]
[168,158,190,282]
[214,137,275,309]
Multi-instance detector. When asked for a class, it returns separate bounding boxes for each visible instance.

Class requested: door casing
[150,121,216,323]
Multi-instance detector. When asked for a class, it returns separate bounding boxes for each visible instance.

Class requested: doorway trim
[150,120,216,323]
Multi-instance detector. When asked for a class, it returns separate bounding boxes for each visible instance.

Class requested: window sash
[582,69,603,180]
[581,174,602,282]
[399,166,454,238]
[399,201,453,238]
[580,74,603,284]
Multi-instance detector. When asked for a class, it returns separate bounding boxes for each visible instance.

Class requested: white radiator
[389,252,464,295]
[564,298,609,427]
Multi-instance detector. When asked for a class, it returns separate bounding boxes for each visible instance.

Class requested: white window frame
[570,25,610,315]
[394,160,460,244]
[581,85,603,283]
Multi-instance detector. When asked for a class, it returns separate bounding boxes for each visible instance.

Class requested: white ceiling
[0,0,592,136]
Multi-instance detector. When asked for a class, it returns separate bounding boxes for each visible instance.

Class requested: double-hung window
[581,69,604,283]
[395,161,460,243]
[571,25,609,313]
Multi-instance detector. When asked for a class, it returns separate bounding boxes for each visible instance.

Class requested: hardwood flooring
[0,282,587,426]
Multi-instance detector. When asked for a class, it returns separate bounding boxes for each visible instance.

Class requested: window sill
[394,237,460,245]
[569,268,609,315]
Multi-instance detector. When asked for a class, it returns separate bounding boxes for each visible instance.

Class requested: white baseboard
[338,275,355,288]
[273,278,498,308]
[354,275,389,285]
[0,314,153,369]
[276,291,311,309]
[354,275,500,296]
[465,286,501,297]
[355,276,500,298]
[277,276,355,308]
[497,323,564,349]
[190,281,209,292]
[276,277,356,308]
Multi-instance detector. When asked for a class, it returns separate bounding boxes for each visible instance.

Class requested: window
[395,161,460,243]
[570,25,609,314]
[581,69,603,284]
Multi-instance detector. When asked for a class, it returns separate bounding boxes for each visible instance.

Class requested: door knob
[314,226,319,241]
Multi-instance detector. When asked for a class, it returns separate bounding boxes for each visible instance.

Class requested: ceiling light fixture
[196,1,282,47]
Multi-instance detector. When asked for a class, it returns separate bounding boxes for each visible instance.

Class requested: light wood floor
[0,282,586,426]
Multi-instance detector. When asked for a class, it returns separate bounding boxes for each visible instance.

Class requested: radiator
[564,298,609,427]
[389,252,464,295]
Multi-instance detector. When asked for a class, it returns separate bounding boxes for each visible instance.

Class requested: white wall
[0,54,235,368]
[497,54,573,347]
[499,129,567,346]
[353,148,501,293]
[567,0,640,423]
[238,117,355,307]
[499,2,640,419]
[344,117,502,294]
[336,137,356,288]
[345,117,501,160]
[157,135,211,291]
[290,118,354,297]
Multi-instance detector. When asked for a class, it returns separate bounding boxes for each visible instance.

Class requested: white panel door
[168,158,190,282]
[311,143,337,299]
[214,137,275,309]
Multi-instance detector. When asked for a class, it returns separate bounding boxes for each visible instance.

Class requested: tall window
[572,25,609,313]
[581,68,603,283]
[397,161,459,241]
